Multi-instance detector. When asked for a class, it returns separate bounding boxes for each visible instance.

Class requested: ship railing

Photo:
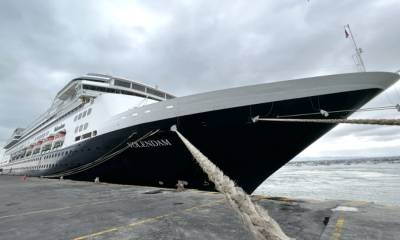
[14,99,83,146]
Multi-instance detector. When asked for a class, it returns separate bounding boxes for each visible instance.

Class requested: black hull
[10,88,380,193]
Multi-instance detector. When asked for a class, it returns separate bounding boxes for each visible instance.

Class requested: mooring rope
[274,104,399,119]
[253,116,400,126]
[173,127,291,240]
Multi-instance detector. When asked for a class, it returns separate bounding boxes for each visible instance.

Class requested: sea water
[254,159,400,206]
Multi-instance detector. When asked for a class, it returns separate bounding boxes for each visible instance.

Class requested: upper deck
[57,73,175,102]
[3,73,175,151]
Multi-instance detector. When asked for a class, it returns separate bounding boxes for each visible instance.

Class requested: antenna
[345,24,366,72]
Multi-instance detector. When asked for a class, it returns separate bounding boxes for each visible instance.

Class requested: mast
[345,24,366,72]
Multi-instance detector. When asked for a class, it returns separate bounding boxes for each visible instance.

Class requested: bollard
[176,180,188,192]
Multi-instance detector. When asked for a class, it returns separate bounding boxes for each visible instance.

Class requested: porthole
[82,110,87,118]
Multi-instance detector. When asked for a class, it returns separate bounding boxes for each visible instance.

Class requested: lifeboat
[32,140,44,155]
[47,135,55,142]
[53,131,66,149]
[41,135,54,152]
[55,131,66,140]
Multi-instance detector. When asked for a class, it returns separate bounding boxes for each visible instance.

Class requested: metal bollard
[176,180,188,192]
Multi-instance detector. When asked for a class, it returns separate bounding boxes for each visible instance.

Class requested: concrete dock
[0,175,399,240]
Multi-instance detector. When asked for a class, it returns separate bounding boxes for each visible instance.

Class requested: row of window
[43,149,70,159]
[8,148,68,166]
[82,85,166,101]
[75,130,97,142]
[7,145,101,168]
[113,79,174,99]
[11,162,82,171]
[21,149,70,163]
[8,143,104,170]
[74,108,92,122]
[27,141,64,156]
[10,140,65,162]
[75,122,89,133]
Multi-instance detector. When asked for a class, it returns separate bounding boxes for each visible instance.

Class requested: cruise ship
[0,72,398,193]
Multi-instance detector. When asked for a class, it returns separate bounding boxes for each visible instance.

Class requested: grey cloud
[1,0,400,158]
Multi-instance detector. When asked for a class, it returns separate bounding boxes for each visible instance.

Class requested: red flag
[345,29,349,38]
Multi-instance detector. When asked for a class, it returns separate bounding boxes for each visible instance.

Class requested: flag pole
[346,24,366,72]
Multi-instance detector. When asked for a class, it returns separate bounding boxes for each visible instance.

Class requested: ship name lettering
[127,139,172,148]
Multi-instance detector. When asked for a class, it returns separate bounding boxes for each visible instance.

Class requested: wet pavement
[0,175,399,239]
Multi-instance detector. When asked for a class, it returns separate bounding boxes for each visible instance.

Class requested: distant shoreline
[289,156,400,166]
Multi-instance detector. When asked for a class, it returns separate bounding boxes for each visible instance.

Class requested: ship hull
[3,71,399,193]
[29,88,381,193]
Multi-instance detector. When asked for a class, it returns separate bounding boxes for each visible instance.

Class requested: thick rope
[255,117,400,126]
[173,129,291,240]
[274,104,399,118]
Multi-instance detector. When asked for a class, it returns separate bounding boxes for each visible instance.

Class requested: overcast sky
[1,0,400,160]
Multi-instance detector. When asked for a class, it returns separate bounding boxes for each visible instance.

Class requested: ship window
[75,126,79,133]
[75,136,81,141]
[78,113,82,120]
[82,110,87,118]
[82,132,92,139]
[82,84,157,100]
[114,79,131,88]
[87,108,92,116]
[148,88,166,98]
[79,125,83,132]
[84,123,88,130]
[92,130,97,136]
[166,94,175,99]
[74,115,78,121]
[131,82,146,92]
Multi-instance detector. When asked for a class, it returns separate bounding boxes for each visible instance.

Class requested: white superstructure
[1,73,174,167]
